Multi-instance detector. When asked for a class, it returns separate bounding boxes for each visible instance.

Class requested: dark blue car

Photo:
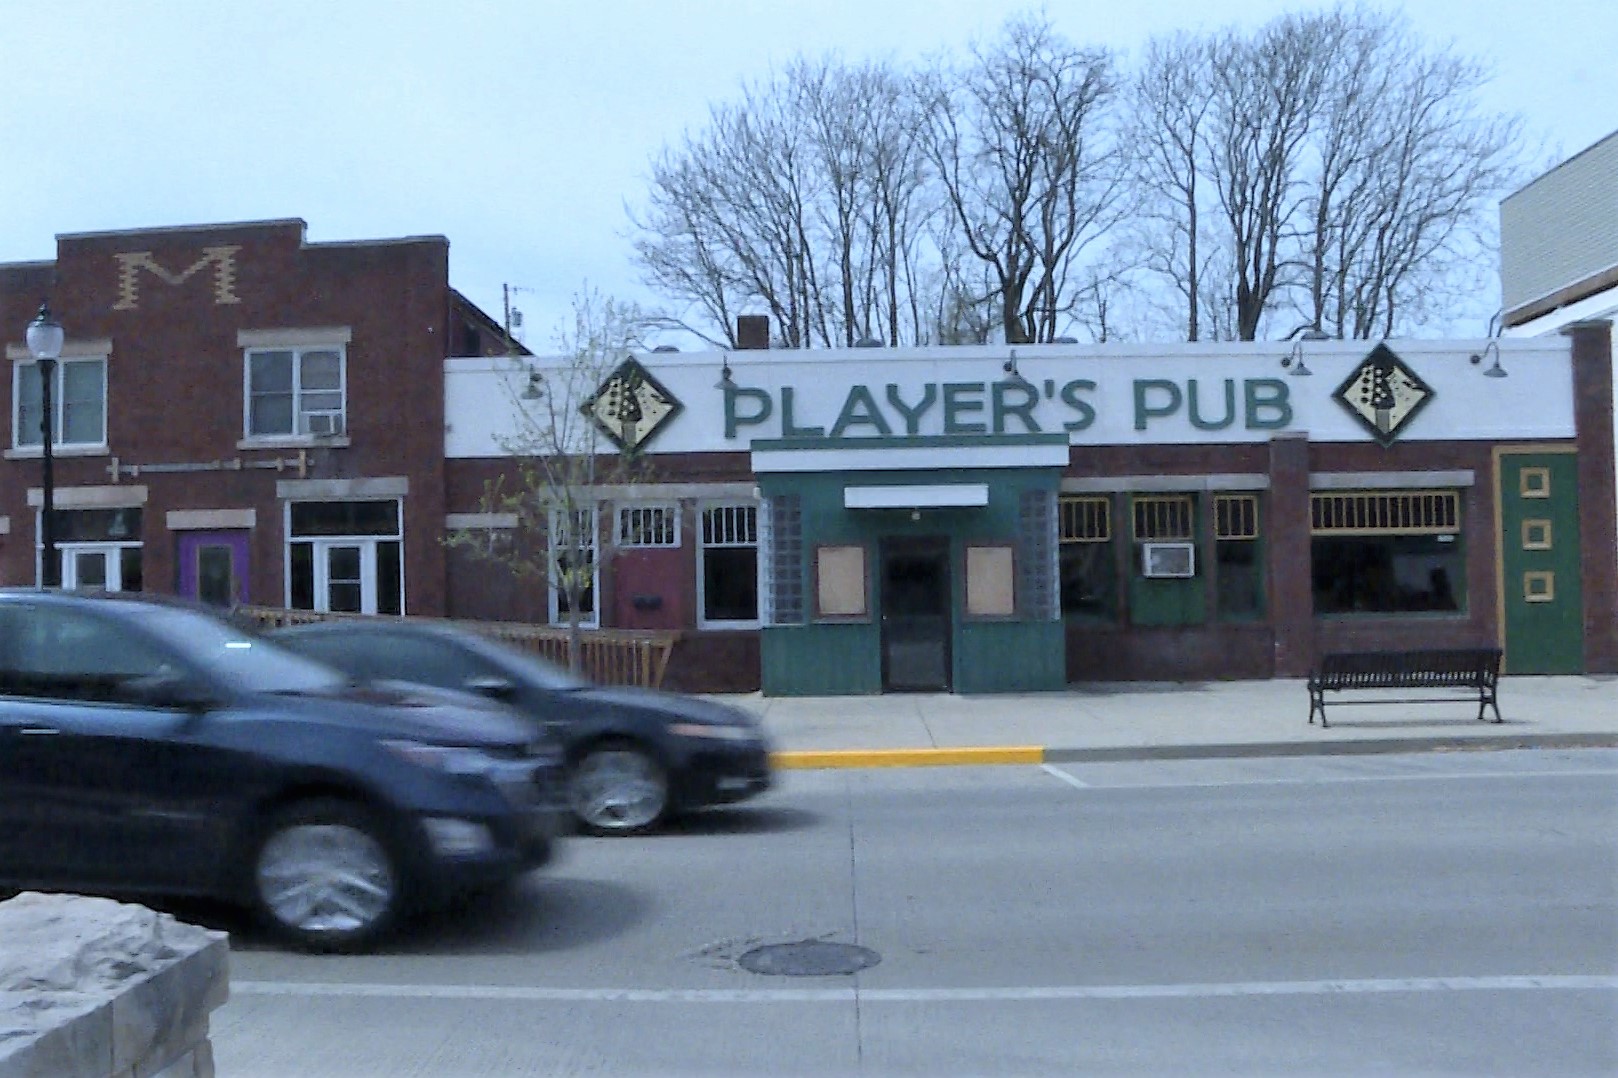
[0,591,569,951]
[272,620,773,836]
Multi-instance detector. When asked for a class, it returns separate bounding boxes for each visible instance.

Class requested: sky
[1,0,1613,349]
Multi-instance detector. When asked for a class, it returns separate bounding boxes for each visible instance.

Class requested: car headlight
[383,739,501,777]
[667,722,758,742]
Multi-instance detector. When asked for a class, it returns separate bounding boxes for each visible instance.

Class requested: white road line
[1040,763,1089,789]
[1055,768,1618,791]
[232,974,1618,1005]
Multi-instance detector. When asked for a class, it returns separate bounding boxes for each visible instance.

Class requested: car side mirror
[126,672,219,713]
[465,675,520,702]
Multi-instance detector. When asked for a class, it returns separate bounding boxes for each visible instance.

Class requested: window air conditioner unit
[303,412,345,437]
[1142,541,1196,579]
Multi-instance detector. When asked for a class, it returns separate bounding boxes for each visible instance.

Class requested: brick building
[446,328,1617,694]
[5,217,1613,697]
[0,219,515,613]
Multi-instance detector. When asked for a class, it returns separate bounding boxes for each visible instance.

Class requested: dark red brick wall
[1058,437,1509,681]
[1569,321,1618,672]
[1067,623,1273,682]
[662,630,761,693]
[0,220,454,610]
[611,548,692,630]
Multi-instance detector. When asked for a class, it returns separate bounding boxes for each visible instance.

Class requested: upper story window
[246,346,346,438]
[238,329,353,442]
[12,357,107,450]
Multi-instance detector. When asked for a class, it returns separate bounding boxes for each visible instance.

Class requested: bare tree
[1323,31,1521,337]
[632,4,1526,345]
[920,13,1126,343]
[1130,33,1216,341]
[1202,14,1328,341]
[446,290,656,671]
[633,58,937,348]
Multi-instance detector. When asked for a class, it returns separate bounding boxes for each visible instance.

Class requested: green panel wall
[1498,451,1584,674]
[956,620,1066,693]
[761,624,881,695]
[758,464,1065,695]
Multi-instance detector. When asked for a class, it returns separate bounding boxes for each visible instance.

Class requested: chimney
[736,315,770,350]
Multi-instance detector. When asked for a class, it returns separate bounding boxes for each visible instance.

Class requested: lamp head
[26,302,64,362]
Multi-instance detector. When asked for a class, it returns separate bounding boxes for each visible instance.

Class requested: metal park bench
[1306,648,1503,729]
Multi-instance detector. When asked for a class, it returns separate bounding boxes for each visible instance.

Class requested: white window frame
[56,542,141,592]
[243,344,348,442]
[615,503,680,548]
[697,501,762,630]
[11,357,109,451]
[283,500,404,615]
[548,504,600,629]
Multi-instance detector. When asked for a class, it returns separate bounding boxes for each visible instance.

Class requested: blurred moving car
[271,621,772,835]
[0,591,568,952]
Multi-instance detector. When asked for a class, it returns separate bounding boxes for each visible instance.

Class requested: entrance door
[880,537,952,691]
[322,543,367,613]
[177,532,250,607]
[1497,450,1583,673]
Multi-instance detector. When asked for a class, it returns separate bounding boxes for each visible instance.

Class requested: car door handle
[17,726,60,736]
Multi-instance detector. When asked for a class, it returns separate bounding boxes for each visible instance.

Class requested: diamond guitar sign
[583,358,683,452]
[1333,343,1435,447]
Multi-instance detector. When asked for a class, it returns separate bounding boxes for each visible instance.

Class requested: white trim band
[27,484,149,509]
[277,477,409,500]
[237,326,353,348]
[167,509,257,531]
[846,483,990,509]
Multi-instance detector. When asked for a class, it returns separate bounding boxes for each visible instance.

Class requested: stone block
[0,893,228,1078]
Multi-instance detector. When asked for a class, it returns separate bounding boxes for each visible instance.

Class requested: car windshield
[131,606,348,695]
[459,631,592,691]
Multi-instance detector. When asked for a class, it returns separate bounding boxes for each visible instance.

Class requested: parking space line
[1040,763,1089,789]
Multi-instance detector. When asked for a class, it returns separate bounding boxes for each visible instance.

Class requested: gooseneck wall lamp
[26,302,65,588]
[1470,340,1509,378]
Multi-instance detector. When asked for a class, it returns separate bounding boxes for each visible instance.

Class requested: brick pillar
[1567,320,1617,673]
[1268,432,1315,677]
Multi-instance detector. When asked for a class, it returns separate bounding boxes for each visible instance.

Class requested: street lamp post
[26,303,64,588]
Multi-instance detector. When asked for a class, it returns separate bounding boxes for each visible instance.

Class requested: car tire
[569,741,669,836]
[251,798,405,952]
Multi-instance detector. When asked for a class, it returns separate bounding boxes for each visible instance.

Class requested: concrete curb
[1043,732,1618,763]
[772,747,1043,769]
[771,733,1618,769]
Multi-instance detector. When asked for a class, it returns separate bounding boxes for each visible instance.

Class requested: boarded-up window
[815,545,868,619]
[965,544,1016,618]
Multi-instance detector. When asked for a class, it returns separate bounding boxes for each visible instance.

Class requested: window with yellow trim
[1214,494,1263,619]
[1310,490,1463,615]
[1058,495,1115,620]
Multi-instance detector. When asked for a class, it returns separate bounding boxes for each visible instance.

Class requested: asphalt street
[213,749,1618,1076]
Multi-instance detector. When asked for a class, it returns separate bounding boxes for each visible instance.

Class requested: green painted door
[1498,451,1583,674]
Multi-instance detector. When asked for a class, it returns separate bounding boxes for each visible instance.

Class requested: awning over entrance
[844,483,989,509]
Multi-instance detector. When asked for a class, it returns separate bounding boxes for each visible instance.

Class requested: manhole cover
[738,941,881,977]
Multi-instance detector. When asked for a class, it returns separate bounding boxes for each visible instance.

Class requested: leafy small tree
[446,289,658,673]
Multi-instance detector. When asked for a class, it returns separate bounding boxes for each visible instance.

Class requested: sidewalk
[721,675,1618,767]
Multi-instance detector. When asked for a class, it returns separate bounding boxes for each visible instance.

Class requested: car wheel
[570,741,669,836]
[252,799,403,952]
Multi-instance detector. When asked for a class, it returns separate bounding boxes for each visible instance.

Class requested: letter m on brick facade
[112,245,243,310]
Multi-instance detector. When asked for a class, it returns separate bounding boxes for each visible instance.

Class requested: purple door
[177,531,250,608]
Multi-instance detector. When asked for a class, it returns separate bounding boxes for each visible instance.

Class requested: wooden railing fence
[234,605,681,689]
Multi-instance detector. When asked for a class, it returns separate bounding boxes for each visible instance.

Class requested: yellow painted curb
[771,746,1046,769]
